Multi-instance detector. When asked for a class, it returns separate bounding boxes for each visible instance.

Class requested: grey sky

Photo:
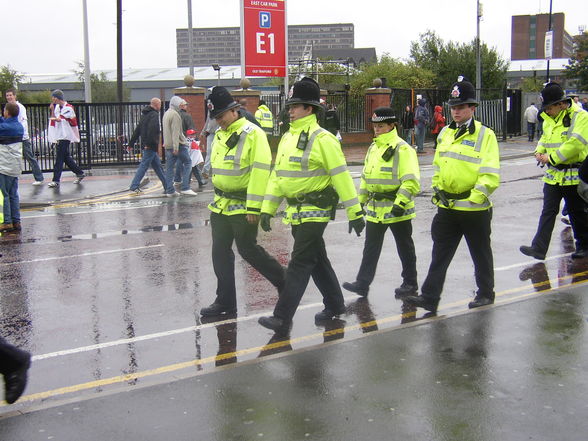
[3,0,585,75]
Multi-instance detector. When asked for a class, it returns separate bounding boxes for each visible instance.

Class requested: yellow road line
[5,272,588,407]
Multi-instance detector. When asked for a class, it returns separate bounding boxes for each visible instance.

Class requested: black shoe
[198,180,208,188]
[394,283,418,298]
[314,306,346,322]
[200,303,237,317]
[468,296,494,309]
[403,295,438,313]
[258,316,292,336]
[571,248,588,259]
[519,245,546,260]
[342,281,368,297]
[4,354,31,404]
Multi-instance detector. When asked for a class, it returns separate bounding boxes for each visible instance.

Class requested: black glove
[348,217,366,237]
[391,204,405,217]
[260,213,272,232]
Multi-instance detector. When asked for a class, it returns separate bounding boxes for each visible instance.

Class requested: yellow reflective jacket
[432,119,500,211]
[536,102,588,186]
[261,113,362,224]
[209,117,272,216]
[359,129,420,223]
[255,105,274,132]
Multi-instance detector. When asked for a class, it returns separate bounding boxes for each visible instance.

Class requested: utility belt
[433,185,471,208]
[439,189,471,200]
[552,162,582,171]
[286,186,339,219]
[366,190,397,201]
[214,186,247,201]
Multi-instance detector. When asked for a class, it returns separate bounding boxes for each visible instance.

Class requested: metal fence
[25,102,151,173]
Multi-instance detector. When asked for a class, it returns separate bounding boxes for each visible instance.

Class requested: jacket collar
[448,118,475,135]
[289,114,317,133]
[373,129,398,148]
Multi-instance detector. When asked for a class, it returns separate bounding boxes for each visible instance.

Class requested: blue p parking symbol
[259,11,271,28]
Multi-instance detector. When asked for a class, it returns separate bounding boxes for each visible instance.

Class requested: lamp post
[545,0,553,83]
[476,0,483,102]
[187,0,194,77]
[212,64,221,86]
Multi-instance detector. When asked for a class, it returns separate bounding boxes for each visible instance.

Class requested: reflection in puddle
[58,223,196,242]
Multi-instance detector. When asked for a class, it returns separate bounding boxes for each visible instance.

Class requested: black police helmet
[286,77,321,107]
[208,86,240,119]
[448,76,478,107]
[371,107,397,123]
[540,82,571,111]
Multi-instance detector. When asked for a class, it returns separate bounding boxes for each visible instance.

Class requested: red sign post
[241,0,286,77]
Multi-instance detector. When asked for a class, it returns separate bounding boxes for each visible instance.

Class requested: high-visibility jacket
[209,117,272,216]
[359,129,420,223]
[432,119,500,211]
[255,105,274,134]
[261,113,363,224]
[536,102,588,186]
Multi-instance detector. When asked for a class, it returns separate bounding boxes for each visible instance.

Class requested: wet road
[1,155,588,439]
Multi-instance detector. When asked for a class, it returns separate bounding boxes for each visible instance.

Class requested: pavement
[17,136,535,209]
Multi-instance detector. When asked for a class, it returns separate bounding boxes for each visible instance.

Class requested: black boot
[394,282,418,298]
[342,281,369,297]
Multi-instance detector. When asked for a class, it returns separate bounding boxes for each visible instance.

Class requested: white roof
[508,58,570,72]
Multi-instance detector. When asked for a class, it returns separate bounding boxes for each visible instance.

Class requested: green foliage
[0,65,24,102]
[18,90,53,104]
[349,55,436,96]
[565,32,588,91]
[409,30,508,91]
[74,62,131,102]
[521,76,544,92]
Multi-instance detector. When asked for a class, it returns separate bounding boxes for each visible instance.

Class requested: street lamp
[212,64,221,86]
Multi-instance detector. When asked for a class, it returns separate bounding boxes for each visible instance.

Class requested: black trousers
[0,337,29,375]
[421,208,494,302]
[211,212,285,307]
[273,222,345,321]
[355,220,417,288]
[531,183,588,254]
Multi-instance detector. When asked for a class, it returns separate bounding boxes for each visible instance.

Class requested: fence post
[365,80,391,132]
[175,75,207,134]
[502,81,508,141]
[231,78,261,118]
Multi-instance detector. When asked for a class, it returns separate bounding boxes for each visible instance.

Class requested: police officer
[200,86,286,317]
[257,77,365,334]
[343,107,420,297]
[255,100,274,137]
[405,77,500,314]
[343,107,420,298]
[520,82,588,260]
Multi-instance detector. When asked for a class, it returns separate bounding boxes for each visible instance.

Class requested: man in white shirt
[5,88,44,185]
[524,103,539,142]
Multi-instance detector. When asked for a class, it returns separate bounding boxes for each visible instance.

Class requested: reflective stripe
[400,173,418,182]
[398,188,412,199]
[227,204,246,211]
[383,207,415,219]
[570,133,588,145]
[556,149,568,161]
[433,165,440,172]
[247,194,264,202]
[479,166,500,174]
[359,188,369,196]
[363,177,401,185]
[291,210,331,219]
[437,126,449,140]
[329,164,348,176]
[539,142,561,148]
[366,200,394,208]
[341,196,359,207]
[252,161,271,170]
[569,109,580,134]
[452,199,491,209]
[439,151,482,164]
[276,169,328,178]
[213,166,252,176]
[475,184,490,196]
[232,126,250,169]
[264,194,282,204]
[300,128,325,171]
[474,126,486,152]
[381,167,393,172]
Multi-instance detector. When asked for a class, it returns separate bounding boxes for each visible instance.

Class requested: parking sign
[241,0,286,77]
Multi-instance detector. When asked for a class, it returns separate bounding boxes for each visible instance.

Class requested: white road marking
[495,252,573,271]
[23,203,163,219]
[0,244,164,267]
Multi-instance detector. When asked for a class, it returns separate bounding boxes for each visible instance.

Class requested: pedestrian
[174,102,206,189]
[257,77,365,335]
[401,105,415,145]
[199,113,219,179]
[524,102,539,142]
[343,106,420,299]
[0,103,24,233]
[199,86,286,317]
[277,106,290,136]
[128,97,166,194]
[255,99,274,136]
[414,98,429,153]
[184,129,207,188]
[238,99,262,127]
[582,97,588,112]
[5,88,44,185]
[430,104,446,149]
[404,77,500,314]
[162,96,197,197]
[519,82,588,260]
[47,89,85,188]
[0,336,31,404]
[323,103,341,137]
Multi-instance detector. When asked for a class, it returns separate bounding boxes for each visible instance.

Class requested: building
[511,13,574,61]
[177,23,355,67]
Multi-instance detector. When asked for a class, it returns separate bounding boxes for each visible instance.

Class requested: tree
[74,62,130,102]
[0,65,24,101]
[565,31,588,91]
[521,76,543,93]
[409,30,509,93]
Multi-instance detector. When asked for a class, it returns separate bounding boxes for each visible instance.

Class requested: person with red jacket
[431,105,446,149]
